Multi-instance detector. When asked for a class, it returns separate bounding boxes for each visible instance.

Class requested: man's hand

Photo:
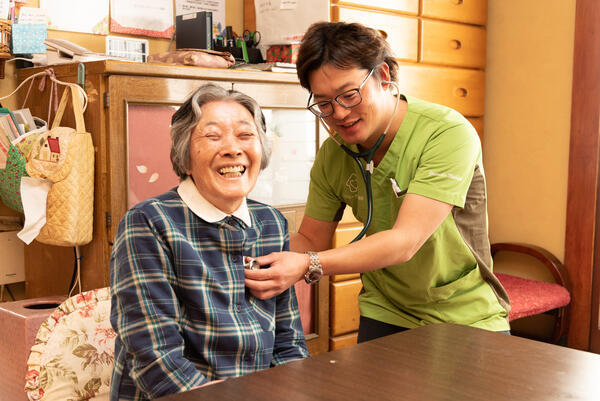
[244,252,310,299]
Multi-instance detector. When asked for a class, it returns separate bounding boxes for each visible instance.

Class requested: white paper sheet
[255,0,329,46]
[111,0,174,38]
[0,0,9,20]
[175,0,225,36]
[39,0,109,34]
[18,7,47,25]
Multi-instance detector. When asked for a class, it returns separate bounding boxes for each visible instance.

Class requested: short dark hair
[296,21,398,91]
[170,84,271,180]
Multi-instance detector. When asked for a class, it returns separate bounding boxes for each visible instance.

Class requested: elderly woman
[109,84,308,401]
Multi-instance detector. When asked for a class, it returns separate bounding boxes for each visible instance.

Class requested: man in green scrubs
[245,21,510,341]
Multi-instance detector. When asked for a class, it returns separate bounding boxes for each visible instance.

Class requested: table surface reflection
[157,323,600,401]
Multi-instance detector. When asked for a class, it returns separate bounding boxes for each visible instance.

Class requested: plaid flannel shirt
[109,187,308,401]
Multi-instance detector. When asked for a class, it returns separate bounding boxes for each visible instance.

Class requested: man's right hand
[244,251,310,299]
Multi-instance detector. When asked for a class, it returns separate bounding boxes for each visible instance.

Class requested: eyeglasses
[307,69,375,118]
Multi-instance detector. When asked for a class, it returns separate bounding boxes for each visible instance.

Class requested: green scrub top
[305,96,510,331]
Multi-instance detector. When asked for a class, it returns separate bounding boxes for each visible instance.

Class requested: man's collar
[177,177,252,227]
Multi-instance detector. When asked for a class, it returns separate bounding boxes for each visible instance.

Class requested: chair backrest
[24,287,115,401]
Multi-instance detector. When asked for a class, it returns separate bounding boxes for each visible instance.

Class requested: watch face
[305,266,322,284]
[304,252,322,284]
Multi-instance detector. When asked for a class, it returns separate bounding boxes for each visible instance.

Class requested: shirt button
[235,304,243,312]
[232,255,240,262]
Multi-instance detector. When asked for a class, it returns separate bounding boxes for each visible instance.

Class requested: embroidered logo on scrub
[345,173,359,193]
[428,171,463,181]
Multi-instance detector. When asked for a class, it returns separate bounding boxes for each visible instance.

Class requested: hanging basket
[0,19,11,79]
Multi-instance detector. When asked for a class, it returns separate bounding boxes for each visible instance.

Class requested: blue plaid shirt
[109,184,308,401]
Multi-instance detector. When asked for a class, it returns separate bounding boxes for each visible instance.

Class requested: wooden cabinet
[17,61,329,355]
[421,0,487,25]
[421,19,487,68]
[333,6,419,62]
[329,0,488,350]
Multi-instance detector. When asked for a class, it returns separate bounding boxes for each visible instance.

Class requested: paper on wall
[40,0,109,35]
[175,0,225,37]
[111,0,174,39]
[0,0,9,20]
[254,0,328,47]
[280,0,297,10]
[18,7,47,25]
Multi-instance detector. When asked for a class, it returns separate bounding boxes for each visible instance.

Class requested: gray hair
[170,83,272,180]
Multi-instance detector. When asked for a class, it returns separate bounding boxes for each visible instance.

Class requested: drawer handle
[450,39,462,50]
[454,88,468,98]
[453,0,464,5]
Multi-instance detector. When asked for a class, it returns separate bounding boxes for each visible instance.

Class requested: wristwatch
[304,251,323,284]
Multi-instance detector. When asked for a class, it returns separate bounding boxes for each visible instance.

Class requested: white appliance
[0,231,25,285]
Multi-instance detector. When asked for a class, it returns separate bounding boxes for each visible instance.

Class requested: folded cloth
[147,49,235,68]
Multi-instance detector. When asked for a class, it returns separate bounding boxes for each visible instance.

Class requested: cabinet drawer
[397,64,485,117]
[466,117,483,143]
[421,20,486,69]
[332,221,363,248]
[330,279,362,336]
[330,332,358,351]
[421,0,487,25]
[333,6,418,62]
[332,0,418,15]
[331,273,361,282]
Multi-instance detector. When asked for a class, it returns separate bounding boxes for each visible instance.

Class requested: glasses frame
[307,68,375,118]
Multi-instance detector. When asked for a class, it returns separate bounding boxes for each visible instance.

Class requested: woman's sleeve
[110,208,207,398]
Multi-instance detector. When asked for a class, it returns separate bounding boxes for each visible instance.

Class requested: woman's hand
[244,251,310,299]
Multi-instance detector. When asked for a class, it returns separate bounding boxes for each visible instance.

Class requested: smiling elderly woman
[109,84,309,401]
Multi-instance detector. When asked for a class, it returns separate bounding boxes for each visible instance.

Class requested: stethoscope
[319,80,403,243]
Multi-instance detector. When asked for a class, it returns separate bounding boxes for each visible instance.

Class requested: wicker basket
[0,19,11,57]
[0,19,10,79]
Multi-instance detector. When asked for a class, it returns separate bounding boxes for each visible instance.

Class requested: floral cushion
[25,287,116,401]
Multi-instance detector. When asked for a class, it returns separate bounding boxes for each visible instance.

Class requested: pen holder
[214,45,264,64]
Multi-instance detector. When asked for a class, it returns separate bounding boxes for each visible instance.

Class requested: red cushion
[495,273,571,321]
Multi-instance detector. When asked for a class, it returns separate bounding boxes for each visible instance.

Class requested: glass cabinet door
[250,108,316,206]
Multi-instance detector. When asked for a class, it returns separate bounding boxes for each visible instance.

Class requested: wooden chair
[491,242,571,344]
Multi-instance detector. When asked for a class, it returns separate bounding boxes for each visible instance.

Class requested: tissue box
[12,23,47,54]
[0,296,66,401]
[266,44,300,64]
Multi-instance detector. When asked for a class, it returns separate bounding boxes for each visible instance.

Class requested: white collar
[177,177,252,227]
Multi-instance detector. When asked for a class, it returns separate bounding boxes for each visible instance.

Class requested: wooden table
[157,323,600,401]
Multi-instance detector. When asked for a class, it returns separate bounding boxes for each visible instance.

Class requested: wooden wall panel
[564,0,600,351]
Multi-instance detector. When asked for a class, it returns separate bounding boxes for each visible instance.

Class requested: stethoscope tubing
[318,80,401,243]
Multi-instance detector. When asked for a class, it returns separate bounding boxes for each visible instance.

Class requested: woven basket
[0,19,10,79]
[0,19,11,57]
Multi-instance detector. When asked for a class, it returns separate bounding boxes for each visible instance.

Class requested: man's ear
[378,62,392,90]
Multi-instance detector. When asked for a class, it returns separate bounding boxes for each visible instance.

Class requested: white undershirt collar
[177,177,252,227]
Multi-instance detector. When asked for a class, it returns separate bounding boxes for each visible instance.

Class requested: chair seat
[496,273,571,321]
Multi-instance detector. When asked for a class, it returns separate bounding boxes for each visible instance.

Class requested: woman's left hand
[244,251,309,299]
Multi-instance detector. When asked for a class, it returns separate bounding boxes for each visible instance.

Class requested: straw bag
[26,84,94,246]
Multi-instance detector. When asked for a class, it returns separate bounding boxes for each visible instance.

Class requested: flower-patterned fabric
[25,287,116,401]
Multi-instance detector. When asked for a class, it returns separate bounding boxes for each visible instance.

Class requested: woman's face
[308,64,386,147]
[187,100,263,214]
